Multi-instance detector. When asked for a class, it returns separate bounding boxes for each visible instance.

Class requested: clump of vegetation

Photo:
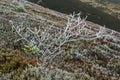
[15,5,25,12]
[22,43,40,56]
[13,0,26,12]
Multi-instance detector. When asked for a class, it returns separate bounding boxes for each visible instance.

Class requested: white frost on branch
[9,13,120,63]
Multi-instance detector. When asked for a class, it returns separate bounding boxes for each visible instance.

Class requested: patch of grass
[15,5,25,12]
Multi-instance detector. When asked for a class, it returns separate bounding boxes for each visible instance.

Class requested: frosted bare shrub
[9,13,119,64]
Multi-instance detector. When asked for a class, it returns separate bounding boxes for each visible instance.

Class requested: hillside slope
[0,0,120,80]
[80,0,120,19]
[30,0,120,32]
